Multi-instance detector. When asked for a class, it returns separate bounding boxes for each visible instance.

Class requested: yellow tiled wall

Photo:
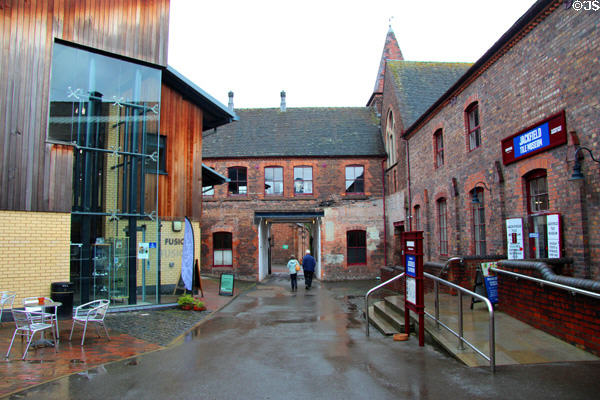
[0,211,70,305]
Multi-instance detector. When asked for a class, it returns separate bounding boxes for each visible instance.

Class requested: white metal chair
[69,299,111,345]
[0,291,16,324]
[5,310,57,360]
[23,297,59,339]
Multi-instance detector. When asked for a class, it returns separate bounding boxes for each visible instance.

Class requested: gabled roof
[202,108,384,159]
[388,61,472,129]
[373,27,404,94]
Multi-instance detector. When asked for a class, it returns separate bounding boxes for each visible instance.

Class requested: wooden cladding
[156,84,204,220]
[0,0,170,212]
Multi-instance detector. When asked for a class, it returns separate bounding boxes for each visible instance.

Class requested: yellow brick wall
[0,211,70,305]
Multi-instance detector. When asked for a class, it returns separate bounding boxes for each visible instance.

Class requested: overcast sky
[168,0,538,109]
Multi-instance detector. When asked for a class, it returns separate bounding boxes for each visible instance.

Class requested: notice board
[219,273,235,296]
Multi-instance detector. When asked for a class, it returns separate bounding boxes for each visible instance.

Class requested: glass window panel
[304,181,313,194]
[223,250,233,265]
[274,168,283,180]
[265,168,273,180]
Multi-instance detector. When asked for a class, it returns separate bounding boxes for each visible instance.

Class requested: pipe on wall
[498,260,600,292]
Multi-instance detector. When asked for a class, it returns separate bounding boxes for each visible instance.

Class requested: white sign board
[547,214,561,258]
[506,218,524,260]
[137,242,149,260]
[406,276,416,305]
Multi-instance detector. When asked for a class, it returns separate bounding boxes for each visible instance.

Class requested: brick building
[376,0,600,354]
[202,96,386,281]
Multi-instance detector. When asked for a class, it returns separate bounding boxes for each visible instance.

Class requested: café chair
[0,291,16,324]
[23,297,59,339]
[5,310,57,360]
[69,299,110,346]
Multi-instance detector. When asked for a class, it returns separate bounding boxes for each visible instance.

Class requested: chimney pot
[280,90,286,112]
[228,91,234,111]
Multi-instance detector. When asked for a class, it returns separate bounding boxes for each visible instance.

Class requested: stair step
[367,305,397,335]
[384,295,404,314]
[373,301,409,333]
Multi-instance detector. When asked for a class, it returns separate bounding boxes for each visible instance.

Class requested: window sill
[343,193,368,200]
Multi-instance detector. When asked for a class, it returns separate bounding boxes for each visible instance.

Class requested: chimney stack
[228,91,234,111]
[280,90,286,112]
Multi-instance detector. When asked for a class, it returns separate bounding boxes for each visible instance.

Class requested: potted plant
[177,294,195,310]
[193,299,206,311]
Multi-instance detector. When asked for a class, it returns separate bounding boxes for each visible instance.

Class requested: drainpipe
[382,159,388,267]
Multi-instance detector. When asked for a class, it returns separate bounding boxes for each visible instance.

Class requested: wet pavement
[4,275,600,399]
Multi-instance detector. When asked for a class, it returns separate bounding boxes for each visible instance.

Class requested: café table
[25,299,62,347]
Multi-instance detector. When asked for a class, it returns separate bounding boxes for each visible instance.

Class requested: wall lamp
[471,181,491,204]
[569,146,600,181]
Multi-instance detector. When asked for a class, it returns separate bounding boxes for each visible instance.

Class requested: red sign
[501,110,566,165]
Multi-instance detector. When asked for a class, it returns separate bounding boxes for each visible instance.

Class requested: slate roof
[373,27,404,94]
[388,61,472,129]
[202,107,385,158]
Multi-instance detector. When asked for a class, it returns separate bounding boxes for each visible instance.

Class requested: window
[386,110,395,166]
[434,129,444,168]
[345,165,364,194]
[265,167,283,195]
[213,232,232,266]
[145,134,167,174]
[471,188,486,255]
[466,102,481,151]
[526,170,549,258]
[228,167,247,195]
[294,166,313,194]
[414,205,421,231]
[437,198,448,255]
[347,230,366,265]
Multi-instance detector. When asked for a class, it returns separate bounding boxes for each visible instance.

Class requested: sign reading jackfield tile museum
[501,110,566,165]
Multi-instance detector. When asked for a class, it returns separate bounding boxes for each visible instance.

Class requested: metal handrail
[424,272,496,373]
[490,267,600,299]
[365,272,405,337]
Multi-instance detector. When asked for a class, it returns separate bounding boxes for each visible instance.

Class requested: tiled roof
[373,27,404,93]
[202,107,385,158]
[388,61,472,129]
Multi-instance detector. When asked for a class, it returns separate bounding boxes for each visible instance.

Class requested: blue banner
[483,276,498,304]
[181,217,194,291]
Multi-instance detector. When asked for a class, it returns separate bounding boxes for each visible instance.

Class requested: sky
[168,0,538,109]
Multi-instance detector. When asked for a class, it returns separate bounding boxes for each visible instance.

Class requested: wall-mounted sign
[547,214,561,258]
[506,218,524,260]
[282,245,289,249]
[137,243,149,259]
[501,110,566,165]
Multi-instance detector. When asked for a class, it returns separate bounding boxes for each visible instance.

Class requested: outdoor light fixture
[471,181,491,204]
[569,146,600,181]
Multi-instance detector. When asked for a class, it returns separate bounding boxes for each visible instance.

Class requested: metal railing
[365,272,405,337]
[424,272,496,373]
[490,267,600,299]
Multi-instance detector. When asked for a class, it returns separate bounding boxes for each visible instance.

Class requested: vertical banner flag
[181,217,194,291]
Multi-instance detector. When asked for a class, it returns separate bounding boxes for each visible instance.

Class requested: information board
[406,276,416,305]
[219,273,235,296]
[547,214,561,258]
[405,254,416,277]
[506,218,524,260]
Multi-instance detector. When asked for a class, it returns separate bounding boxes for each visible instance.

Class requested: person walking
[286,255,300,291]
[302,250,316,290]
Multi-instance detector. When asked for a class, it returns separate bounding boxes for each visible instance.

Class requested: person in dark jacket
[302,250,316,290]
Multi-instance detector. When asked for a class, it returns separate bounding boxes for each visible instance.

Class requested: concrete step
[373,301,408,333]
[384,295,404,315]
[367,305,397,336]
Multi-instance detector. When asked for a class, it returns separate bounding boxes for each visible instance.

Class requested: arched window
[213,232,232,267]
[386,110,395,166]
[347,230,367,265]
[525,170,549,258]
[471,188,486,255]
[466,102,481,151]
[413,205,421,231]
[434,129,444,168]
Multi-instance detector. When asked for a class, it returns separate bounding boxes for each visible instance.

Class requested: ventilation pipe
[280,90,286,112]
[228,91,234,111]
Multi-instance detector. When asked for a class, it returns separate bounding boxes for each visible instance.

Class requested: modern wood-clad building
[0,0,234,309]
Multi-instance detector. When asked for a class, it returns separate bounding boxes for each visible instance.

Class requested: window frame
[434,129,444,168]
[227,166,248,196]
[144,133,167,174]
[471,188,486,256]
[466,102,481,151]
[386,109,395,166]
[345,165,365,194]
[347,230,367,265]
[213,232,233,267]
[264,166,284,196]
[437,198,448,256]
[293,166,313,195]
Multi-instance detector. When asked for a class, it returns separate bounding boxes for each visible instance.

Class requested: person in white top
[286,255,300,292]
